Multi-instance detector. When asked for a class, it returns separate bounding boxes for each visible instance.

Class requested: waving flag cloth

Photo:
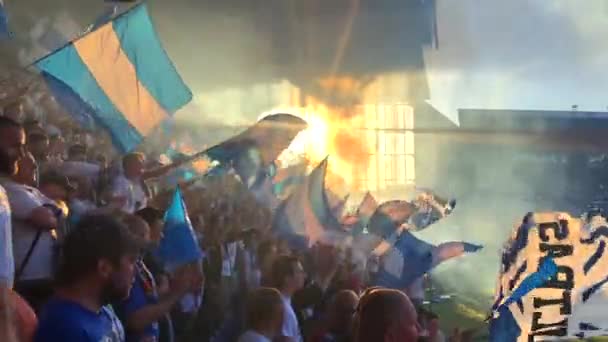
[205,114,307,188]
[368,197,482,289]
[327,191,349,219]
[357,192,379,224]
[0,0,9,39]
[409,189,456,231]
[155,187,204,271]
[272,158,344,250]
[35,3,192,153]
[490,212,608,341]
[342,192,379,236]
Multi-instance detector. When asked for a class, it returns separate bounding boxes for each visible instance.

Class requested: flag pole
[25,1,143,70]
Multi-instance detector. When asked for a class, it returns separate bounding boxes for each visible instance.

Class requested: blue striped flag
[35,4,192,153]
[272,158,344,249]
[0,0,9,39]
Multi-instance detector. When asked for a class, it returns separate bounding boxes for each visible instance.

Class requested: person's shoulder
[35,300,92,342]
[34,299,107,342]
[1,180,25,194]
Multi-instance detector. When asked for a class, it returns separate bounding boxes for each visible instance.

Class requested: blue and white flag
[36,4,192,152]
[490,212,608,341]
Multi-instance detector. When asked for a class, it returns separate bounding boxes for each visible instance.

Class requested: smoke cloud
[3,0,607,307]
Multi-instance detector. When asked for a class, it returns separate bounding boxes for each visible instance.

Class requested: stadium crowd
[0,83,476,342]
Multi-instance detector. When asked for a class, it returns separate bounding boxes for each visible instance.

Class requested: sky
[425,0,608,124]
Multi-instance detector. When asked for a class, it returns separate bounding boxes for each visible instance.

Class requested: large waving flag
[272,158,344,249]
[0,0,9,39]
[205,114,307,187]
[35,4,192,153]
[370,231,482,290]
[368,194,481,289]
[156,187,204,271]
[490,212,608,341]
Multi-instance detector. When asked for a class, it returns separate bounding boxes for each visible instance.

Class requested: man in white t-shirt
[110,152,199,213]
[110,153,150,214]
[271,256,306,342]
[0,117,27,341]
[3,152,60,312]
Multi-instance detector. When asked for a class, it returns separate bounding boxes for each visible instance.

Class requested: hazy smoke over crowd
[3,0,607,304]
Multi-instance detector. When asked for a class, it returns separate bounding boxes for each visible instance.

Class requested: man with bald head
[354,288,421,342]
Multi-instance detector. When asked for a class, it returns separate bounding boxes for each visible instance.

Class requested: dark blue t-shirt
[115,262,160,342]
[35,298,125,342]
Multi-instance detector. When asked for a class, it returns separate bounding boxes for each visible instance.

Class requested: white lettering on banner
[495,212,608,341]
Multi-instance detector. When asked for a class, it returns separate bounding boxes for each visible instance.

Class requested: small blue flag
[156,187,204,270]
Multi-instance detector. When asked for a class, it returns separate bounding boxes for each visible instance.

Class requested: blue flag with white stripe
[35,3,192,152]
